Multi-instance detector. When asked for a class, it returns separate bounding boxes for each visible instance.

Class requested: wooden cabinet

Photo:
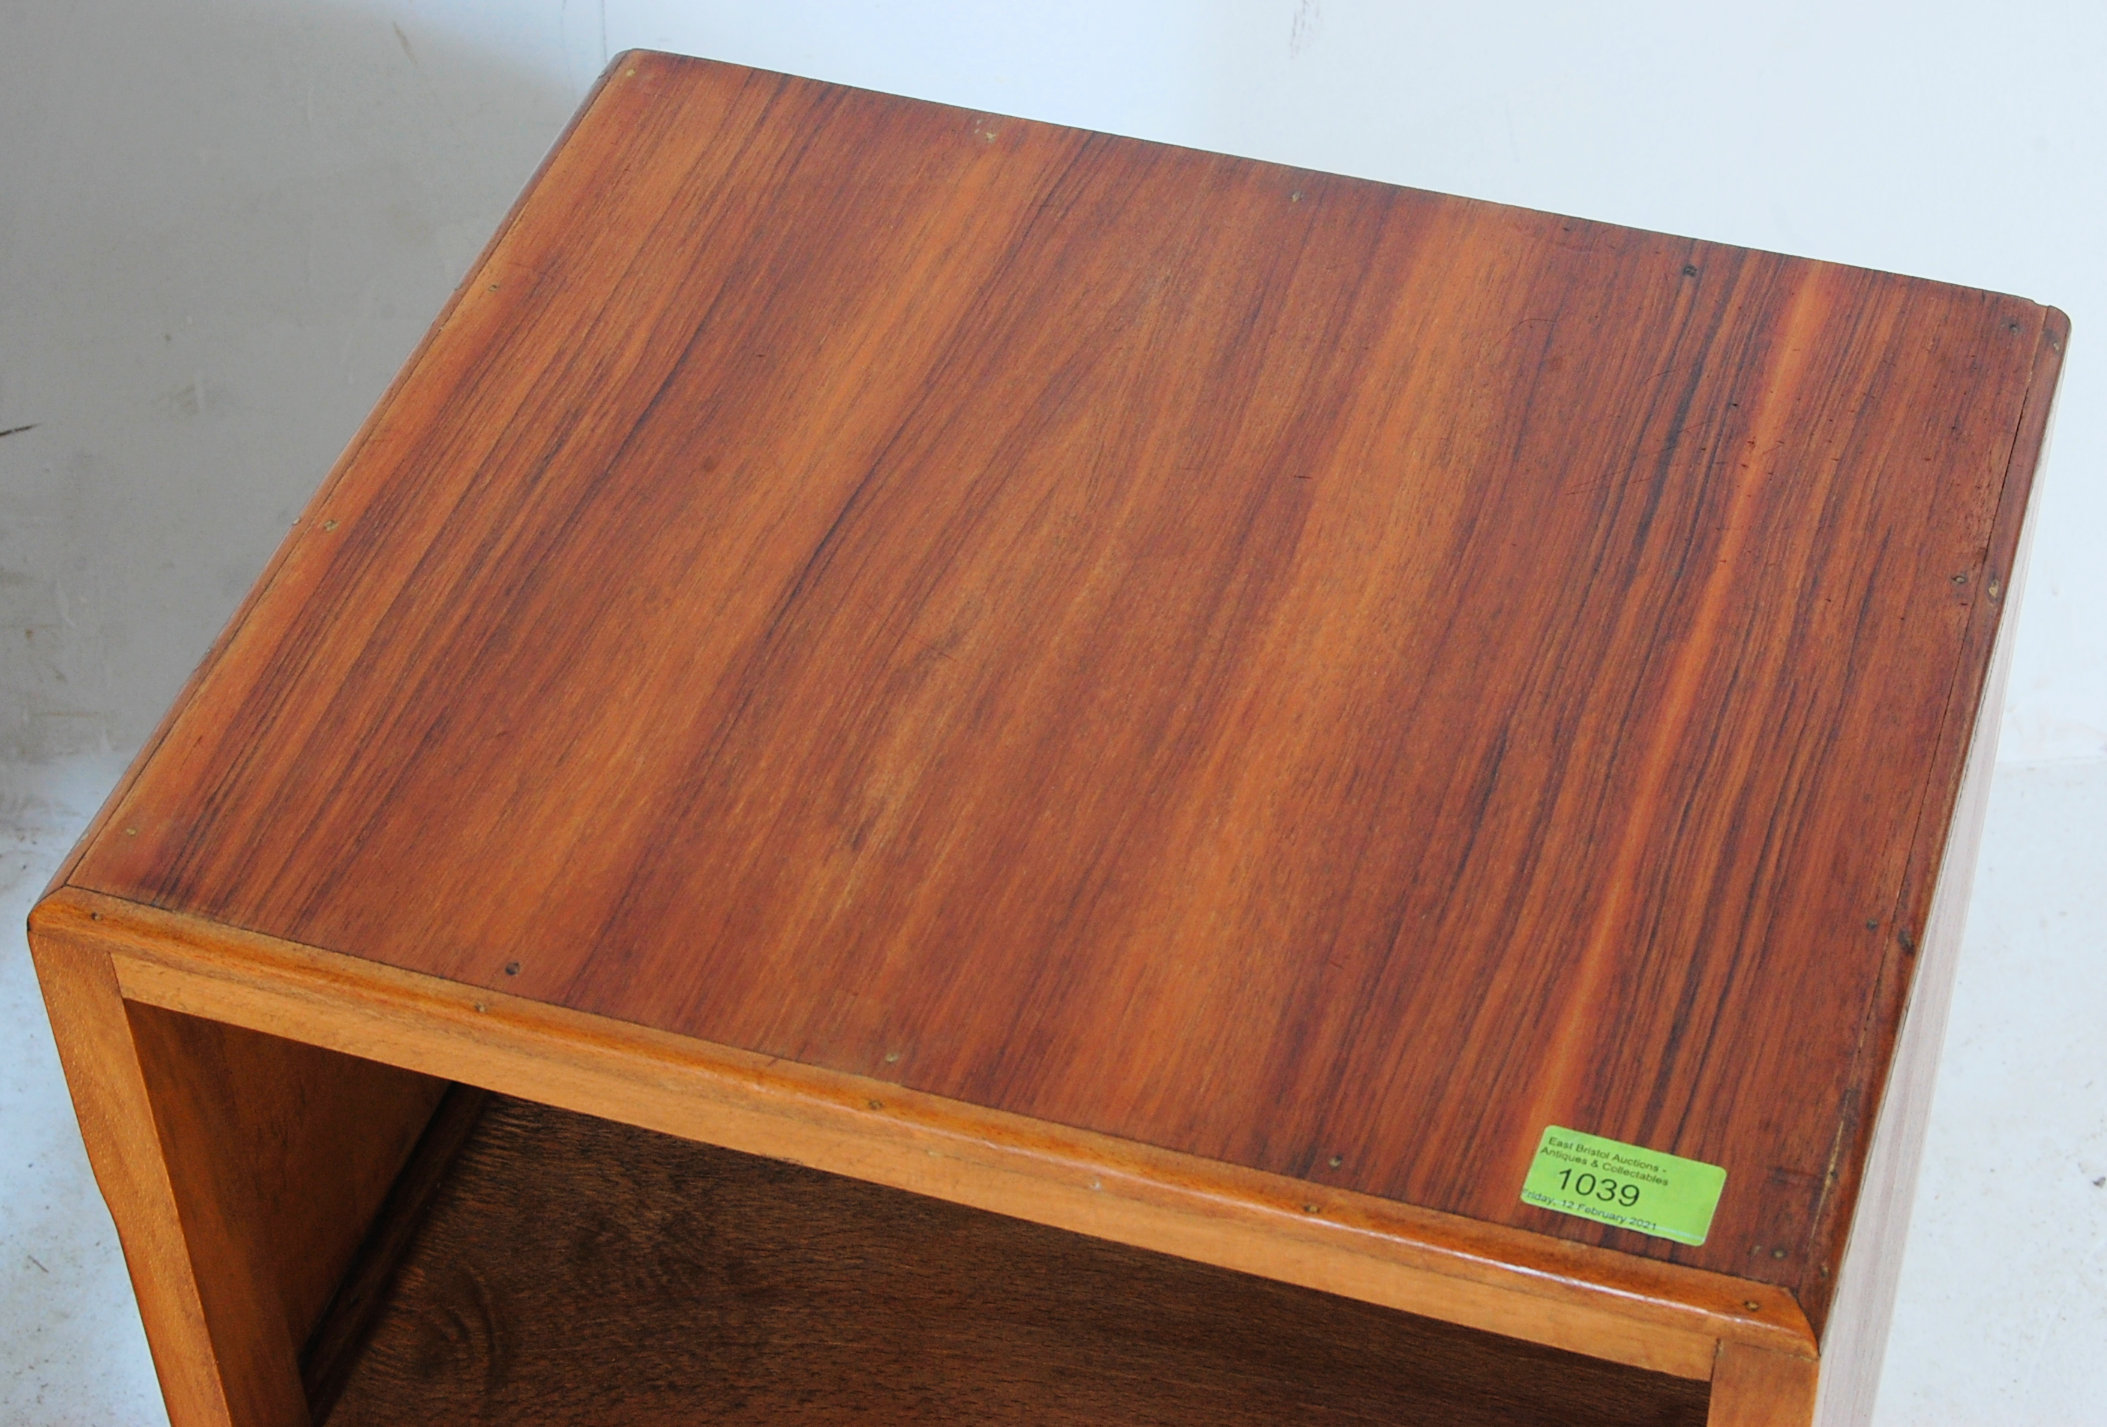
[30,51,2062,1427]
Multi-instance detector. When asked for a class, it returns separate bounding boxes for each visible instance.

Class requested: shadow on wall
[0,0,583,764]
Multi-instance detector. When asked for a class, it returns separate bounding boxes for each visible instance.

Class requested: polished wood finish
[28,920,445,1427]
[63,50,2060,1318]
[30,48,2063,1427]
[28,928,276,1427]
[300,1084,492,1421]
[124,1005,445,1367]
[1807,328,2061,1424]
[41,887,1807,1382]
[323,1093,1712,1426]
[1709,1343,1819,1427]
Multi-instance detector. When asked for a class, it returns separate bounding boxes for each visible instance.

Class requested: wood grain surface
[1709,1343,1818,1427]
[26,928,285,1427]
[29,921,443,1427]
[1805,337,2057,1422]
[122,1004,446,1372]
[56,888,1811,1381]
[59,50,2063,1326]
[301,1084,491,1421]
[321,1094,1712,1426]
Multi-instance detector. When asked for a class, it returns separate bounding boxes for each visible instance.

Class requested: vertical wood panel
[125,1006,448,1355]
[28,911,302,1427]
[1807,315,2067,1423]
[1709,1342,1817,1427]
[29,907,447,1427]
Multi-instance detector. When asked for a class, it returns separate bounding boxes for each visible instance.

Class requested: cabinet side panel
[1809,315,2064,1425]
[27,911,297,1427]
[29,900,449,1426]
[125,1004,448,1355]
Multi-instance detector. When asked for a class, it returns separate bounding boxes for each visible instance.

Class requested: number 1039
[1555,1167,1641,1207]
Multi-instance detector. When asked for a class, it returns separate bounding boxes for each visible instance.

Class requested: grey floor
[1,751,2102,1424]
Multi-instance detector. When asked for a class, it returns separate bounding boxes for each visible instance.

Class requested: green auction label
[1520,1126,1725,1246]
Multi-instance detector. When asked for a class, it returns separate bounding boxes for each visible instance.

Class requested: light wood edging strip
[1710,1341,1819,1427]
[37,888,1813,1382]
[27,926,305,1427]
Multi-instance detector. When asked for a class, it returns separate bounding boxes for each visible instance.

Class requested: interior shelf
[313,1092,1711,1426]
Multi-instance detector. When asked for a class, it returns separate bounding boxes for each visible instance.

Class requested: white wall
[4,0,2101,767]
